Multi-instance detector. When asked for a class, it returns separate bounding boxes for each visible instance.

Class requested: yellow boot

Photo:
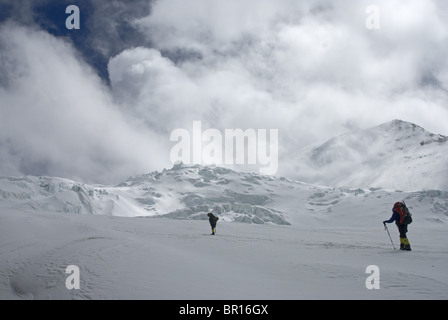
[402,238,411,251]
[400,238,405,250]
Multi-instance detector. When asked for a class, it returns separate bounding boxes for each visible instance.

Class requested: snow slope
[1,119,448,300]
[1,207,447,300]
[291,120,448,191]
[1,164,448,299]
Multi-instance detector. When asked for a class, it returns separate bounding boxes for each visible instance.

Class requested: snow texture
[1,120,447,299]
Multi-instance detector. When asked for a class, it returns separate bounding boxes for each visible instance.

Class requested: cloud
[108,47,209,133]
[130,0,448,177]
[0,24,167,184]
[132,0,448,136]
[1,0,448,182]
[0,0,154,82]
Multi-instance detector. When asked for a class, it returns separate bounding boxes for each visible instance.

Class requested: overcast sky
[1,0,447,184]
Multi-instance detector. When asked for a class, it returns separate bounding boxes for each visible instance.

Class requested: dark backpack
[207,212,219,223]
[394,201,413,225]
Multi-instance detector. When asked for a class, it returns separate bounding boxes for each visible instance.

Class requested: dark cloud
[0,0,153,83]
[84,0,154,80]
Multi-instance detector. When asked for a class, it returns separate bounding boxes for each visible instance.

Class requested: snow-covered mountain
[1,163,448,300]
[291,119,448,191]
[1,119,448,300]
[1,161,447,227]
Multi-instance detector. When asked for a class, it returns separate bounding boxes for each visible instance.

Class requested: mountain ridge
[291,119,448,191]
[1,119,447,226]
[1,161,447,227]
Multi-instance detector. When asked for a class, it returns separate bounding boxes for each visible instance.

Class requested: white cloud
[0,24,167,184]
[1,0,448,182]
[132,0,448,134]
[111,0,448,174]
[108,47,209,132]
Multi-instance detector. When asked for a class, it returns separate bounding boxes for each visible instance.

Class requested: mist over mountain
[2,1,448,184]
[2,121,447,227]
[291,119,448,191]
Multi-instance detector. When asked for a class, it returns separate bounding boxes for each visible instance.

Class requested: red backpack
[394,201,413,225]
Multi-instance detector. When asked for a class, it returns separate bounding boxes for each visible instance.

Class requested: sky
[1,0,448,184]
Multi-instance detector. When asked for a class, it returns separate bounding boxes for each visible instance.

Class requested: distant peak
[172,161,187,170]
[366,119,447,145]
[375,119,424,132]
[389,119,418,127]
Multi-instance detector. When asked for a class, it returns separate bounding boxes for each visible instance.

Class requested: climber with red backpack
[383,201,413,251]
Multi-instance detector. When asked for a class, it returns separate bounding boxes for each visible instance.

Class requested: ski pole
[384,224,396,250]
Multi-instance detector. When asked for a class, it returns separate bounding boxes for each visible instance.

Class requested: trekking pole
[384,224,396,250]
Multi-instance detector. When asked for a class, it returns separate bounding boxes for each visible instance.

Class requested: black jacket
[207,213,219,227]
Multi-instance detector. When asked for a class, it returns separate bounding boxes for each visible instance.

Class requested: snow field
[1,207,446,300]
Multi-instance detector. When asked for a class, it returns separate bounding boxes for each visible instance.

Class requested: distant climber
[207,212,219,235]
[383,201,412,251]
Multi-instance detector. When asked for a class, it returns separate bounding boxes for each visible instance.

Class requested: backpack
[207,212,219,222]
[394,201,413,225]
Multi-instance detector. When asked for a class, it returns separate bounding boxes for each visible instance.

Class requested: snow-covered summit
[292,119,448,191]
[376,119,447,145]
